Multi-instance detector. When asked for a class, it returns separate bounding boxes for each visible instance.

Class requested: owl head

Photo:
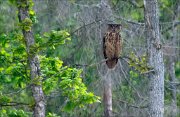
[108,24,121,32]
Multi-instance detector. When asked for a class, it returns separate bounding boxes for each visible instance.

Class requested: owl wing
[103,33,107,59]
[115,33,122,58]
[103,32,115,59]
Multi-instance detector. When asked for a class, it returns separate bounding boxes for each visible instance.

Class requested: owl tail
[106,59,118,69]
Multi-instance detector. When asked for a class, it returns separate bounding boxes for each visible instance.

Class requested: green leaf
[29,10,35,15]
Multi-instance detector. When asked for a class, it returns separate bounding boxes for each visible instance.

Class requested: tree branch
[116,99,148,109]
[162,21,180,34]
[121,0,144,8]
[0,102,29,107]
[114,16,144,26]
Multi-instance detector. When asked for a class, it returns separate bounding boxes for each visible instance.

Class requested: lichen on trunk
[17,0,45,117]
[144,0,164,117]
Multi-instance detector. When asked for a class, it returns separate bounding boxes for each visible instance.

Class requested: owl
[103,24,122,69]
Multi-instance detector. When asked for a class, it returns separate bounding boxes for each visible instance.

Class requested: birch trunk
[17,0,45,117]
[143,0,164,117]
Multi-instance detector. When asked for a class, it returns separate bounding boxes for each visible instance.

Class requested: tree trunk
[17,0,45,117]
[143,0,164,117]
[103,72,112,117]
[99,0,114,117]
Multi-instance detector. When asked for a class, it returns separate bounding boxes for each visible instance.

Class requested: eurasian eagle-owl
[103,24,122,69]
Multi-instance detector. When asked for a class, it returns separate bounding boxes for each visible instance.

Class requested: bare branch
[0,102,29,107]
[116,99,148,109]
[162,21,180,34]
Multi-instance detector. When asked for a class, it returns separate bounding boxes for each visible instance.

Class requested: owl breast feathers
[103,24,122,69]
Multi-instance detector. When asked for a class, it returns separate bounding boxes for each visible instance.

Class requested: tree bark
[100,0,114,116]
[143,0,164,117]
[17,0,45,117]
[103,72,112,117]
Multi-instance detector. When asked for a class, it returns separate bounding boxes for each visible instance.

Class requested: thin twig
[162,21,180,34]
[4,84,31,95]
[116,99,147,109]
[114,16,144,26]
[141,69,155,74]
[118,60,145,99]
[0,102,29,107]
